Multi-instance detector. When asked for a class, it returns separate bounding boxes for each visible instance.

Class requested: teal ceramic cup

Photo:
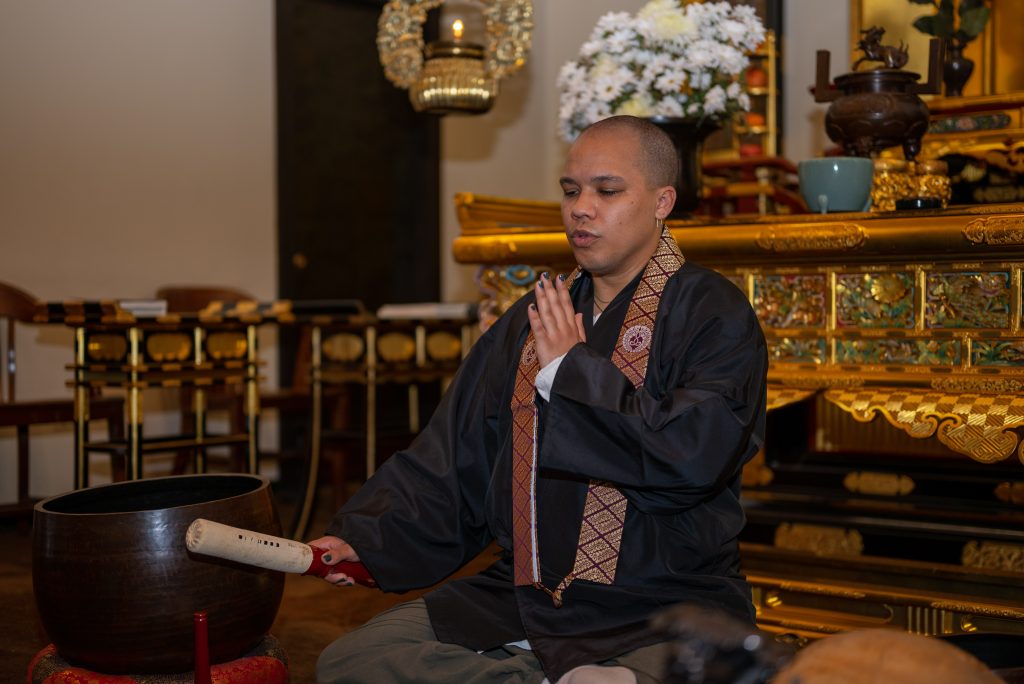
[798,156,874,213]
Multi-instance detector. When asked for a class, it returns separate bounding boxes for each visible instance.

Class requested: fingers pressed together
[527,273,586,368]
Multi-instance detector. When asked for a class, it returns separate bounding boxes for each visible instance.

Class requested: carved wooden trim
[963,216,1024,245]
[825,387,1024,465]
[757,223,866,252]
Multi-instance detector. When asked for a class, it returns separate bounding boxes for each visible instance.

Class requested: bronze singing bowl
[33,474,285,674]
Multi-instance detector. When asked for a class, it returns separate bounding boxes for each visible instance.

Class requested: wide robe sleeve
[323,312,512,592]
[540,265,767,515]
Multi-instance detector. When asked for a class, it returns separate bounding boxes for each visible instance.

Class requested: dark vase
[648,117,720,218]
[943,40,974,98]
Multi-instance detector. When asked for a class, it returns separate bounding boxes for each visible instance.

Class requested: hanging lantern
[376,0,533,115]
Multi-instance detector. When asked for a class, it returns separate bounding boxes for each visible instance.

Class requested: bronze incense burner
[814,30,942,160]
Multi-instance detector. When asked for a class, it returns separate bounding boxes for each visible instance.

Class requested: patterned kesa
[511,229,685,606]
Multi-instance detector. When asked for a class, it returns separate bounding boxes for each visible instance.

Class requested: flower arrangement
[557,0,766,142]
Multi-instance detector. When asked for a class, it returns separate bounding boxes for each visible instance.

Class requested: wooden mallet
[185,518,377,587]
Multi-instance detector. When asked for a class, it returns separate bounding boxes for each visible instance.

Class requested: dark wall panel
[276,0,440,311]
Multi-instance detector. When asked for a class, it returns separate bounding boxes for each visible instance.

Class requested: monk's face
[559,128,674,280]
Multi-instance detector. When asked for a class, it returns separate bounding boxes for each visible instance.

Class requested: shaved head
[575,116,678,190]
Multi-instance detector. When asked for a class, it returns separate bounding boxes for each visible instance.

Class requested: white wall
[0,0,849,500]
[440,0,850,301]
[783,0,850,163]
[440,0,649,303]
[0,0,276,500]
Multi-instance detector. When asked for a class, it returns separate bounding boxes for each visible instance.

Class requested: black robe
[327,262,768,680]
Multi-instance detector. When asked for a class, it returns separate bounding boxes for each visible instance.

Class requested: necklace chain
[593,294,611,313]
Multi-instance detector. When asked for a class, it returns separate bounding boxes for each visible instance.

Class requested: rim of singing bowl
[32,473,284,674]
[34,472,269,514]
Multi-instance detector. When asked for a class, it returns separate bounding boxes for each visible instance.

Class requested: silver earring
[656,217,665,231]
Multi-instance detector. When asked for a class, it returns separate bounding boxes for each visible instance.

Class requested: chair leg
[107,405,127,482]
[16,425,30,506]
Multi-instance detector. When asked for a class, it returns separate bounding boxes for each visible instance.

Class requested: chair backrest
[155,285,255,313]
[0,281,41,403]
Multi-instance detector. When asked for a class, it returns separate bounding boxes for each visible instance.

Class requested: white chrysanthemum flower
[555,0,765,142]
[652,97,684,118]
[591,54,620,80]
[703,84,727,115]
[557,61,585,88]
[579,39,604,58]
[605,28,637,54]
[654,69,686,95]
[719,46,748,75]
[595,12,633,35]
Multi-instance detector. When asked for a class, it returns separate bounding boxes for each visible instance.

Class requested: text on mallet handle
[185,518,376,587]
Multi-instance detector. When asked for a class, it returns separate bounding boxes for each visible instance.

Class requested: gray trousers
[316,599,671,684]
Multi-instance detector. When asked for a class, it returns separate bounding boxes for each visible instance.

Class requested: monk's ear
[654,185,676,221]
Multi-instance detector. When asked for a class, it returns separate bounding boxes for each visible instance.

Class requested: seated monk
[309,115,768,684]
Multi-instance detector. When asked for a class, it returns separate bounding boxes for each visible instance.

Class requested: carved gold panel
[426,331,461,361]
[994,481,1024,505]
[836,272,915,329]
[766,386,816,412]
[377,332,416,363]
[925,271,1011,329]
[826,387,1024,464]
[206,332,247,360]
[323,333,365,363]
[767,338,827,364]
[843,471,915,497]
[86,334,127,362]
[962,541,1024,574]
[756,223,866,253]
[963,215,1024,246]
[146,333,192,362]
[774,523,864,557]
[754,274,827,328]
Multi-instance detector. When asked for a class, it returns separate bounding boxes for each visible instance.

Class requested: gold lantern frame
[377,0,533,112]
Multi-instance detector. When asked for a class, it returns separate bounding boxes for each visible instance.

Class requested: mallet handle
[185,518,377,587]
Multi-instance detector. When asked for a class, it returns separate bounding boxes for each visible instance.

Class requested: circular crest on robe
[622,325,652,354]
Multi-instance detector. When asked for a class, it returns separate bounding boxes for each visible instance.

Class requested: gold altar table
[37,299,476,539]
[36,300,272,489]
[454,192,1024,641]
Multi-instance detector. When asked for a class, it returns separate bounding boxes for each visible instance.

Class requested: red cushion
[28,636,288,684]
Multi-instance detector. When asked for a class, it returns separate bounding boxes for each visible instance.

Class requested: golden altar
[454,193,1024,640]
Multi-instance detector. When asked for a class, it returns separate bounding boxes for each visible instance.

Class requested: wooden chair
[0,281,124,520]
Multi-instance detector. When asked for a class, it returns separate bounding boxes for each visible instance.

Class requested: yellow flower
[638,0,695,41]
[616,94,654,117]
[869,274,908,305]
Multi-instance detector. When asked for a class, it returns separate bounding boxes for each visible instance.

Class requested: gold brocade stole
[510,229,685,607]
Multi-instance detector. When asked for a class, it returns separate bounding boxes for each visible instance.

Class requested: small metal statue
[853,26,910,70]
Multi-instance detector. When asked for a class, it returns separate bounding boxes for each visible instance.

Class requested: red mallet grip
[185,518,377,587]
[306,545,376,586]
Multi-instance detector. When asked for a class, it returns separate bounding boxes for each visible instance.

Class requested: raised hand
[527,273,586,368]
